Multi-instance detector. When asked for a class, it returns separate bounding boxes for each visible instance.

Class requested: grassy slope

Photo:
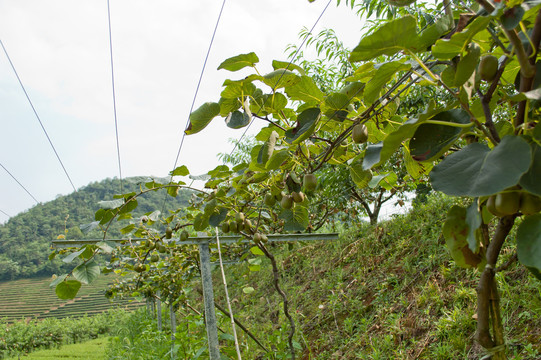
[0,275,143,322]
[9,337,107,359]
[207,195,541,359]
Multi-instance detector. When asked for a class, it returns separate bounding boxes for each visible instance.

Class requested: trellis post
[51,232,339,359]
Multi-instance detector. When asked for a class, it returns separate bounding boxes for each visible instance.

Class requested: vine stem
[476,215,516,359]
[258,242,296,360]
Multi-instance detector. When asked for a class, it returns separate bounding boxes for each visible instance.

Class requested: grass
[198,194,541,359]
[9,337,108,359]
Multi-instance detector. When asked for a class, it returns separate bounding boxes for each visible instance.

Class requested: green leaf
[56,280,82,300]
[80,221,99,234]
[465,201,482,253]
[171,165,189,177]
[209,207,228,227]
[220,81,256,99]
[193,213,209,231]
[519,142,541,196]
[272,60,306,75]
[410,109,472,161]
[517,213,541,280]
[63,248,86,263]
[218,97,242,116]
[364,61,411,104]
[442,206,486,269]
[416,15,453,50]
[217,52,259,71]
[250,246,265,256]
[363,114,424,170]
[403,146,433,179]
[185,102,221,135]
[338,82,364,101]
[510,88,541,102]
[455,43,480,86]
[369,172,397,190]
[431,16,491,60]
[262,69,301,89]
[285,108,321,144]
[266,150,290,170]
[284,75,325,103]
[225,111,251,129]
[96,241,115,253]
[98,199,124,210]
[242,286,255,294]
[349,16,420,62]
[73,260,101,285]
[349,162,372,188]
[50,274,68,288]
[430,135,532,196]
[279,206,309,231]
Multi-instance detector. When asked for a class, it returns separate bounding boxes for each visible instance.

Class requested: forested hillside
[0,177,192,280]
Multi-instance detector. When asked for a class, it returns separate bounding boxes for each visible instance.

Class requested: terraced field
[0,275,143,322]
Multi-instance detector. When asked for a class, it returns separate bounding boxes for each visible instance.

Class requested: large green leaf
[272,60,305,75]
[56,280,82,300]
[403,147,433,179]
[430,135,531,196]
[519,143,541,196]
[285,108,321,144]
[349,162,372,188]
[225,111,251,129]
[73,260,101,285]
[98,199,123,209]
[284,75,325,103]
[262,69,300,89]
[363,116,420,170]
[349,16,420,62]
[410,109,471,162]
[364,61,411,104]
[442,206,486,269]
[217,52,259,71]
[220,81,256,99]
[209,207,228,227]
[517,213,541,280]
[368,172,397,190]
[415,14,453,50]
[266,150,289,170]
[63,248,86,264]
[186,102,221,135]
[279,206,309,231]
[431,16,491,60]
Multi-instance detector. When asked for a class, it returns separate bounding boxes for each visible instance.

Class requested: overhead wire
[171,0,228,172]
[0,161,39,204]
[106,0,123,193]
[0,209,11,218]
[0,39,77,193]
[161,0,227,214]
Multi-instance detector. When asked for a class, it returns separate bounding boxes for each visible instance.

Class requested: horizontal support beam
[51,232,339,248]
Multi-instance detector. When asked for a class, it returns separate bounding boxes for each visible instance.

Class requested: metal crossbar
[50,232,339,359]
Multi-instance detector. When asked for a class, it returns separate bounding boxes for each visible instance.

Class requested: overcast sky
[0,0,364,223]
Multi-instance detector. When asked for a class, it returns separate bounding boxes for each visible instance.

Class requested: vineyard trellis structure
[52,232,338,359]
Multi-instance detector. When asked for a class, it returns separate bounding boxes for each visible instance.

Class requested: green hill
[0,177,191,280]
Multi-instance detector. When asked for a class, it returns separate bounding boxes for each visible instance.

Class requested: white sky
[0,0,364,223]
